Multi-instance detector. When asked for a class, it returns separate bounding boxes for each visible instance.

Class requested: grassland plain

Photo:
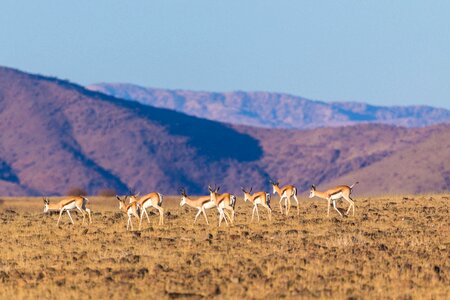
[0,195,448,299]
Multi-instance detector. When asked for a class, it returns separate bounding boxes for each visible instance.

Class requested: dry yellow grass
[0,195,448,299]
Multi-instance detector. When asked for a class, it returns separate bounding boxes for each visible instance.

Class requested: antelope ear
[115,195,121,201]
[311,185,316,190]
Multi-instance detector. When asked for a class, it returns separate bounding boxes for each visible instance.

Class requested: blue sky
[1,1,449,108]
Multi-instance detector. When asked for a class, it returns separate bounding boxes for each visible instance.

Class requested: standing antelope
[208,185,236,227]
[128,192,164,226]
[116,195,141,230]
[309,182,358,217]
[241,187,272,222]
[43,196,92,226]
[270,180,299,216]
[179,188,232,225]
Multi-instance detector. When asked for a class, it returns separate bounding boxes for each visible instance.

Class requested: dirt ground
[0,195,448,299]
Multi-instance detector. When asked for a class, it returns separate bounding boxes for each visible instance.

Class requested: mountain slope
[236,123,450,195]
[88,83,450,129]
[1,67,449,196]
[325,125,450,195]
[0,66,266,196]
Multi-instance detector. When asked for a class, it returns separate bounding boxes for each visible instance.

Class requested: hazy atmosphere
[1,1,449,107]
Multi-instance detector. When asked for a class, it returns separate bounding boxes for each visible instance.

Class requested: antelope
[128,192,164,226]
[116,195,141,230]
[309,182,358,217]
[270,180,299,216]
[208,185,236,227]
[43,196,92,226]
[241,187,272,222]
[179,188,232,225]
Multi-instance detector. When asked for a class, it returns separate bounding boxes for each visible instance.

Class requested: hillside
[326,125,450,195]
[88,83,450,129]
[1,66,449,196]
[0,66,266,196]
[237,123,450,195]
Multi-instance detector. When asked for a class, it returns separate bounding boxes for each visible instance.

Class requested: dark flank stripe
[200,198,211,205]
[142,197,153,205]
[329,190,343,196]
[62,199,76,207]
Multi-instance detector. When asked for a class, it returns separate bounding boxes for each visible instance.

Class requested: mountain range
[0,66,449,196]
[88,83,450,129]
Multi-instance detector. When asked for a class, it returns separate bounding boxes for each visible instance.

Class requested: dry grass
[0,195,448,299]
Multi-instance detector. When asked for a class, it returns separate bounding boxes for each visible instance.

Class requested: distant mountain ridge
[88,83,450,129]
[1,66,449,196]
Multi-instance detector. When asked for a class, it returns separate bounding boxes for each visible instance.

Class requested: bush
[66,187,88,196]
[97,188,116,197]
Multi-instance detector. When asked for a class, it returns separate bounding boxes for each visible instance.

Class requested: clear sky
[1,1,449,108]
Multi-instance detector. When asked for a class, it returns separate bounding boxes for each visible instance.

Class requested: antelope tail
[350,182,359,189]
[158,193,164,206]
[266,193,271,209]
[136,202,142,216]
[230,195,236,209]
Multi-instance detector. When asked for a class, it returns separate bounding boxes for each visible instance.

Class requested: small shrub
[97,188,116,197]
[66,187,88,196]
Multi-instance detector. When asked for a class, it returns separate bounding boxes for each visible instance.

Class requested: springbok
[43,196,92,226]
[128,192,164,226]
[270,180,299,216]
[241,187,272,222]
[208,185,236,226]
[116,195,141,230]
[179,188,232,225]
[309,182,358,217]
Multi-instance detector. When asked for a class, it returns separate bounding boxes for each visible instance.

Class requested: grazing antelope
[309,182,358,217]
[241,187,272,222]
[128,192,164,226]
[179,188,232,225]
[116,195,141,230]
[270,180,299,216]
[208,185,236,227]
[43,196,92,226]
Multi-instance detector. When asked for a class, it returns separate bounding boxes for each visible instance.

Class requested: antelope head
[179,188,187,206]
[309,185,317,198]
[116,195,127,210]
[208,184,220,202]
[241,187,253,202]
[43,197,50,213]
[269,179,279,194]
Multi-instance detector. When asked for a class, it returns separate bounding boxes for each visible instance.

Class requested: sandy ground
[0,195,448,299]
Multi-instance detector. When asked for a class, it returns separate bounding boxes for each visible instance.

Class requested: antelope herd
[43,181,359,230]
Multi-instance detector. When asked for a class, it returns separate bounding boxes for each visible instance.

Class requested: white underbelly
[63,202,77,210]
[254,199,262,205]
[203,201,216,209]
[142,200,154,208]
[330,193,343,200]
